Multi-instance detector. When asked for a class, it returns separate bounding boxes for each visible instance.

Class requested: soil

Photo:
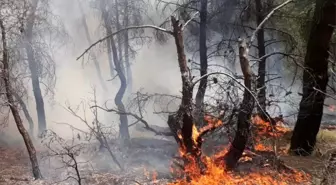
[0,130,330,185]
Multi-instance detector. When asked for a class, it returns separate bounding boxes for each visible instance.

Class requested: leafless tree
[0,12,42,179]
[23,0,47,135]
[290,0,336,155]
[5,0,67,136]
[77,0,107,92]
[42,130,86,185]
[61,89,123,170]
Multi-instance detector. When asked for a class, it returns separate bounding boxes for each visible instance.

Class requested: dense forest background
[0,0,335,184]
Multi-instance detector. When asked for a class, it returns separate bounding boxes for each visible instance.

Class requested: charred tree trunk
[255,0,267,112]
[290,0,335,155]
[25,0,47,136]
[195,0,208,127]
[167,114,182,144]
[124,0,133,95]
[78,0,107,91]
[171,16,199,157]
[13,93,35,136]
[100,0,130,143]
[0,19,42,179]
[224,39,255,169]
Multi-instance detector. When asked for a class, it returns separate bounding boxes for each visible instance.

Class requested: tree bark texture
[0,19,42,179]
[171,16,200,159]
[290,0,335,155]
[255,0,267,112]
[25,0,47,136]
[195,0,208,127]
[224,39,255,169]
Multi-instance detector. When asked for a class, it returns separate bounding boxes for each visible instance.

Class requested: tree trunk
[111,37,130,143]
[13,93,35,137]
[25,0,47,136]
[195,0,208,127]
[124,0,133,95]
[78,0,107,91]
[100,0,115,78]
[255,0,267,112]
[290,0,335,156]
[106,36,116,78]
[0,19,42,179]
[171,16,198,157]
[100,0,130,143]
[224,38,254,169]
[114,0,124,73]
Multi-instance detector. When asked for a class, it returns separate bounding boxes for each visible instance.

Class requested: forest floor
[0,128,335,185]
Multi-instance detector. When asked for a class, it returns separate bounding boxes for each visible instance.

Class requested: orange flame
[168,114,310,185]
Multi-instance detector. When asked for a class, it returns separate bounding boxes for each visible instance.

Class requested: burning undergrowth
[168,115,311,185]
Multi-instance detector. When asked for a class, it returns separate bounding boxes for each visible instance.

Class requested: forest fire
[251,115,290,153]
[252,115,290,138]
[168,115,310,185]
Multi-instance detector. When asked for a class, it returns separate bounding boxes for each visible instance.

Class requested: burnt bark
[171,16,200,160]
[255,0,267,112]
[25,0,47,136]
[290,0,335,156]
[168,15,210,174]
[78,0,107,91]
[0,19,42,179]
[195,0,208,127]
[13,93,35,136]
[224,39,255,169]
[254,0,277,127]
[167,114,182,144]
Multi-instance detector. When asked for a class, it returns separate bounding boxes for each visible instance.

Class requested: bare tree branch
[77,25,173,60]
[249,0,293,45]
[181,11,199,31]
[91,105,173,136]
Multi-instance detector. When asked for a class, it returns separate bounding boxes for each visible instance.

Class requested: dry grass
[276,128,336,185]
[316,129,336,144]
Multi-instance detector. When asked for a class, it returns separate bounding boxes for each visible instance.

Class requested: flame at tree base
[169,148,310,185]
[168,115,311,185]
